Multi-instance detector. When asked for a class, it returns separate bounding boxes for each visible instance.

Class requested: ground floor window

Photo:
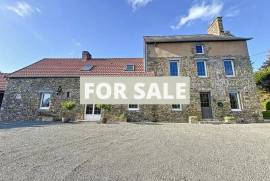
[128,104,139,111]
[172,104,182,111]
[40,93,51,109]
[229,92,241,111]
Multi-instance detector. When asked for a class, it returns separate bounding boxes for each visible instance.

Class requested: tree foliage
[261,51,270,69]
[254,66,270,85]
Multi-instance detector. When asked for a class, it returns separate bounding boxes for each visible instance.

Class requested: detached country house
[0,17,262,123]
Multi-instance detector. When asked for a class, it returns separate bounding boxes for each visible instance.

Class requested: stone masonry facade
[0,17,263,123]
[145,41,262,123]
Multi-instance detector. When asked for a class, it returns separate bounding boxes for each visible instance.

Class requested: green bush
[61,101,76,111]
[224,116,236,123]
[266,102,270,111]
[96,104,112,111]
[263,111,270,119]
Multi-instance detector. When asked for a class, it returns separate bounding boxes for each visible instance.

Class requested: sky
[0,0,269,73]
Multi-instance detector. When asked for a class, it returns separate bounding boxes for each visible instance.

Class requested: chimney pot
[82,51,92,61]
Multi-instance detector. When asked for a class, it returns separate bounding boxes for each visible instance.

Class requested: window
[81,64,93,71]
[224,60,235,77]
[169,60,179,76]
[196,60,207,77]
[172,104,182,111]
[195,45,204,54]
[126,64,135,71]
[66,92,70,98]
[40,93,51,109]
[229,92,241,111]
[128,104,139,111]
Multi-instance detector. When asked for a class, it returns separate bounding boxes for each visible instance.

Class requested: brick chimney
[82,51,92,61]
[208,17,225,36]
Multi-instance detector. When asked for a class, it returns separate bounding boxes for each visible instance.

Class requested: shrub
[96,104,112,111]
[96,105,112,123]
[61,101,76,111]
[224,116,236,124]
[263,111,270,119]
[266,101,270,111]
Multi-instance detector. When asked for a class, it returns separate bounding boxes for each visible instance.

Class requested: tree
[261,50,270,69]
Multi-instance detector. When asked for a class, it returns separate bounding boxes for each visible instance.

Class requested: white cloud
[225,7,240,17]
[171,1,223,29]
[128,0,153,11]
[5,1,40,17]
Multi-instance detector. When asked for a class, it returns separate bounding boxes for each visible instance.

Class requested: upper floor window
[40,93,51,109]
[126,64,135,71]
[229,92,241,111]
[224,60,235,77]
[169,60,179,76]
[196,60,207,77]
[128,104,139,111]
[172,104,182,111]
[195,45,204,54]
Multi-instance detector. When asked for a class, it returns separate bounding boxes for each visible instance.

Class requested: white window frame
[195,45,204,54]
[39,93,51,110]
[229,92,242,111]
[169,60,180,76]
[224,59,235,77]
[172,104,182,111]
[126,64,135,71]
[196,59,208,78]
[128,104,139,111]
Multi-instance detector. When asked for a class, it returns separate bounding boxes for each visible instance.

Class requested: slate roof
[144,34,252,43]
[0,73,7,91]
[7,58,154,78]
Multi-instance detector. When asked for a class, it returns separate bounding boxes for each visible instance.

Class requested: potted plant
[224,115,236,124]
[97,104,112,124]
[189,116,199,124]
[61,101,76,123]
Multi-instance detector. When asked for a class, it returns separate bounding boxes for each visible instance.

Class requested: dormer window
[126,64,135,71]
[81,64,93,71]
[195,45,204,54]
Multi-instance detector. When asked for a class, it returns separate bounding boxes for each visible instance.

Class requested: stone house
[0,17,262,122]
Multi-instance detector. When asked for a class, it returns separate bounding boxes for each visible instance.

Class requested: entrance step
[200,119,222,124]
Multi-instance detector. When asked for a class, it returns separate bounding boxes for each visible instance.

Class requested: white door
[85,104,101,121]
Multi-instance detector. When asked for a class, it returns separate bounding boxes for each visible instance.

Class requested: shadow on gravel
[0,120,63,130]
[129,122,162,126]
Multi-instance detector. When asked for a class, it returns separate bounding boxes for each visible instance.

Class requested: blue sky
[0,0,269,73]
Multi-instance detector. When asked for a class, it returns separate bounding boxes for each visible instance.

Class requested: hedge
[266,101,270,111]
[262,111,270,119]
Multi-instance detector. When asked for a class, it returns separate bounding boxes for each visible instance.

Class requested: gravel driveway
[0,121,270,181]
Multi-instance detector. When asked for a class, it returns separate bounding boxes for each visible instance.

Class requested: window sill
[39,107,50,111]
[231,109,242,112]
[128,109,139,111]
[198,76,207,78]
[225,75,236,78]
[172,109,182,112]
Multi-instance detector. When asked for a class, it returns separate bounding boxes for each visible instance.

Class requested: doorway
[84,104,101,121]
[199,92,213,119]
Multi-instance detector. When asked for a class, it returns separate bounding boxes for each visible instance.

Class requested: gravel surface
[0,121,270,181]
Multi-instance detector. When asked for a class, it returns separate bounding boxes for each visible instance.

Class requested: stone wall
[0,78,83,121]
[146,41,263,123]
